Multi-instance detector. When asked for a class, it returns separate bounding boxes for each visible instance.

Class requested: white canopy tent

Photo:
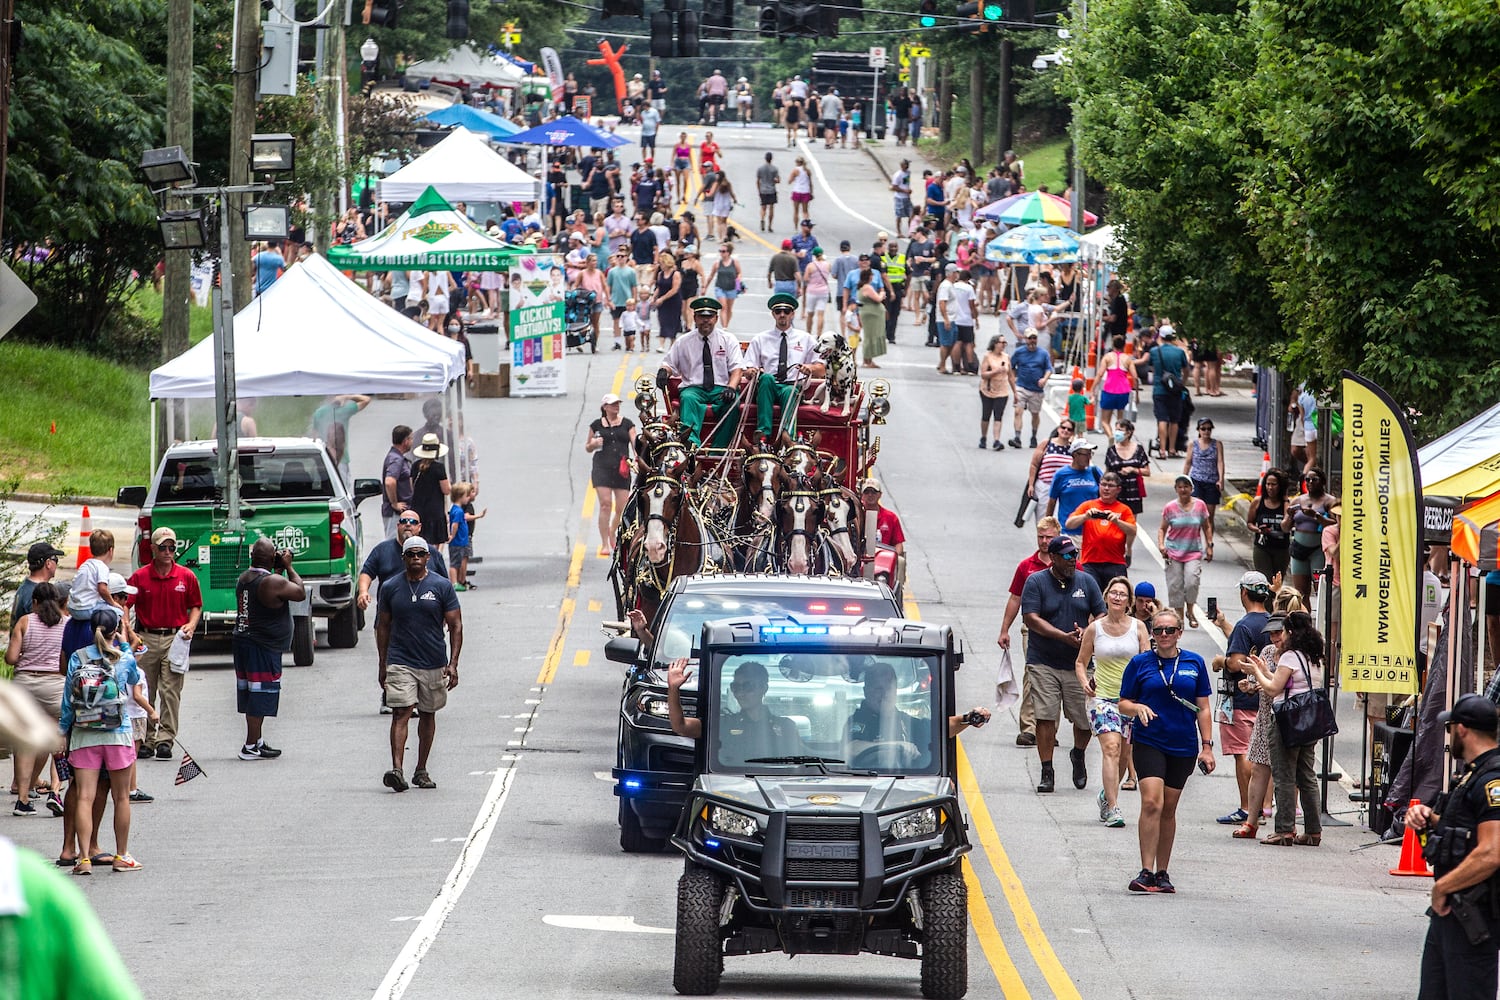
[1077,223,1119,263]
[378,127,540,205]
[404,45,527,89]
[150,253,465,399]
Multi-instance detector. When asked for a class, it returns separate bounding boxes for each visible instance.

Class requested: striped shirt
[14,614,65,673]
[1161,498,1210,562]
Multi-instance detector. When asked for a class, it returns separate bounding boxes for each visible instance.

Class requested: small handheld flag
[175,750,206,786]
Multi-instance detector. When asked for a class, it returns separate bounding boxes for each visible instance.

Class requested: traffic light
[601,0,644,18]
[981,0,1003,19]
[446,0,468,38]
[777,0,823,36]
[918,0,937,28]
[677,9,700,56]
[650,10,675,56]
[703,0,734,38]
[758,2,779,37]
[362,0,400,27]
[955,0,984,32]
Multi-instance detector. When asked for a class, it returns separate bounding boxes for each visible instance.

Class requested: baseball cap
[1264,614,1287,632]
[107,572,138,596]
[402,536,430,554]
[27,541,66,566]
[90,607,121,634]
[876,230,890,240]
[601,393,622,405]
[1134,581,1156,599]
[801,219,815,227]
[152,526,178,547]
[1440,694,1499,732]
[1046,535,1079,558]
[1238,571,1273,597]
[1070,439,1096,454]
[860,478,882,493]
[781,239,794,249]
[1161,328,1178,340]
[945,263,959,273]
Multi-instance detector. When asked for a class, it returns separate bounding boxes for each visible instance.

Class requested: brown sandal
[1293,833,1321,846]
[1232,822,1257,839]
[1261,833,1296,846]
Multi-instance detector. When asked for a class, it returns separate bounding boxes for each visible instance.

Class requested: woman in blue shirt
[1118,608,1215,894]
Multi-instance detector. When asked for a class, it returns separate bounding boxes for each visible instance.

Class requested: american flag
[175,752,206,786]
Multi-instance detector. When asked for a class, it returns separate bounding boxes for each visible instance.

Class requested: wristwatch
[1201,739,1214,748]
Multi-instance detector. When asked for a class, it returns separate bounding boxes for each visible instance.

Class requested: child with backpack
[60,607,155,875]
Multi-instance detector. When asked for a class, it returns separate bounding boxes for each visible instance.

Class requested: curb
[2,493,116,508]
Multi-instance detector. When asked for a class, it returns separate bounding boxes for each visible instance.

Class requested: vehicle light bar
[757,624,897,639]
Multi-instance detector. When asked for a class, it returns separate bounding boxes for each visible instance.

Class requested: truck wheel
[673,863,725,995]
[327,604,359,649]
[620,801,668,854]
[919,869,968,1000]
[292,616,315,666]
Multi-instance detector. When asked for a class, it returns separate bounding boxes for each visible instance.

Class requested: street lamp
[360,37,380,87]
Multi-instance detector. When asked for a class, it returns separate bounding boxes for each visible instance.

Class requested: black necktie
[777,331,789,382]
[701,335,714,391]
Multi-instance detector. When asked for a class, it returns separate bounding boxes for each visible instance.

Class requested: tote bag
[1271,652,1338,747]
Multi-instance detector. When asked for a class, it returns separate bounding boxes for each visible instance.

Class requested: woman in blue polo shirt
[1118,608,1215,894]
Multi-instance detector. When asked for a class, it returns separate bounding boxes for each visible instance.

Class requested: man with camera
[232,539,306,761]
[1065,471,1137,590]
[1406,694,1500,999]
[1208,571,1274,826]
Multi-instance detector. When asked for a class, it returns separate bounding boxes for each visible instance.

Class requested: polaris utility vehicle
[669,616,971,999]
[606,574,901,853]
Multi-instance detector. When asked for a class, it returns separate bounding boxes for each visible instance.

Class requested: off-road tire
[292,616,315,666]
[620,801,669,854]
[673,862,725,995]
[919,868,968,1000]
[327,604,359,649]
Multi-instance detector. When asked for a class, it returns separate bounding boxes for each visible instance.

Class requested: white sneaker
[1106,807,1126,828]
[1097,788,1109,822]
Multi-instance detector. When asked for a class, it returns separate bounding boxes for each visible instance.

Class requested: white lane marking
[371,762,521,1000]
[542,915,675,935]
[795,139,885,234]
[593,771,615,782]
[513,726,530,733]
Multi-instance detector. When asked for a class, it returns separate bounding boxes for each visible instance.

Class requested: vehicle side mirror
[352,478,382,505]
[952,638,964,670]
[604,636,640,664]
[117,485,148,507]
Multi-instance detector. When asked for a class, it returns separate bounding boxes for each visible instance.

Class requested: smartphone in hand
[1206,596,1218,620]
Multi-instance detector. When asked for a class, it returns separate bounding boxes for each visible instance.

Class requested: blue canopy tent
[420,103,521,140]
[496,115,629,216]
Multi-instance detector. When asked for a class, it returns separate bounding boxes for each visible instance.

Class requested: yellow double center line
[538,348,639,684]
[905,594,1080,1000]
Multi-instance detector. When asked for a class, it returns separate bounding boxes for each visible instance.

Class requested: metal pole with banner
[1337,371,1423,698]
[507,254,568,397]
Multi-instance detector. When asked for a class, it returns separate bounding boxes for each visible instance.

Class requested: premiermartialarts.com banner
[1338,371,1422,695]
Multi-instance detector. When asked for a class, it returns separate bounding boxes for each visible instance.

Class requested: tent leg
[150,400,158,483]
[1479,582,1489,693]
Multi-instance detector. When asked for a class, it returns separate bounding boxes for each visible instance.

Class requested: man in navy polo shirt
[1021,535,1104,793]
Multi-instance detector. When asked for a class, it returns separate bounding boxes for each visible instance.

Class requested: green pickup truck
[116,438,382,665]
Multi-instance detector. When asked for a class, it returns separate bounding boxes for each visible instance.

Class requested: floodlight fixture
[156,209,208,250]
[139,146,197,189]
[250,133,297,175]
[244,204,291,242]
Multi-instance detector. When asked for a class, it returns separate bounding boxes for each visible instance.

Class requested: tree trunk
[161,0,194,460]
[937,61,952,145]
[969,58,984,169]
[998,37,1013,164]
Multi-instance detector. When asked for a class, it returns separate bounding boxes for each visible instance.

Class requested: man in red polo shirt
[999,516,1060,747]
[1065,471,1137,590]
[126,527,202,760]
[860,478,905,555]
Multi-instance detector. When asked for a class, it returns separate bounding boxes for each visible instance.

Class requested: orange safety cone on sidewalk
[1390,800,1434,877]
[73,506,93,569]
[1255,453,1271,496]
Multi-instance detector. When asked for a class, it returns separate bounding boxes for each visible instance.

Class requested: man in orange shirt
[1065,471,1137,590]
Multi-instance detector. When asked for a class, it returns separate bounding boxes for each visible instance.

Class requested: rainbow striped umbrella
[983,191,1098,228]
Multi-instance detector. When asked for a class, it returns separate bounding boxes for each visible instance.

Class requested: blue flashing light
[783,626,805,634]
[623,777,643,792]
[762,625,783,634]
[704,838,721,849]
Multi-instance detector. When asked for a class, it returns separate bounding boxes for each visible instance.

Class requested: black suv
[607,574,901,853]
[670,616,971,998]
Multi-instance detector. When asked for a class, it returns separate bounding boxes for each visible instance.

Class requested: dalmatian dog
[811,331,858,417]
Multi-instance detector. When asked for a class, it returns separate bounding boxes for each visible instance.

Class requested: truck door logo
[270,525,312,555]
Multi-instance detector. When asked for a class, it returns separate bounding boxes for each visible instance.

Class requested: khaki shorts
[1026,662,1089,727]
[385,663,450,714]
[1016,387,1044,414]
[13,671,64,720]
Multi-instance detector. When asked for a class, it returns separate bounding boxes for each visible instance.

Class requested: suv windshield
[708,652,940,776]
[153,452,336,504]
[653,593,888,669]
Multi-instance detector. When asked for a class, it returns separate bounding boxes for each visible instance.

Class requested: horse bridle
[641,473,682,527]
[778,488,823,542]
[817,485,854,539]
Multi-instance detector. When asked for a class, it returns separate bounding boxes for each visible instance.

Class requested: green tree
[1067,0,1279,355]
[364,0,581,70]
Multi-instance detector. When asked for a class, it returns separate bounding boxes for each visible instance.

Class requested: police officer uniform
[879,247,907,342]
[1418,694,1500,1000]
[743,293,822,444]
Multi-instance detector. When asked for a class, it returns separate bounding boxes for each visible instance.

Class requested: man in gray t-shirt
[755,152,781,232]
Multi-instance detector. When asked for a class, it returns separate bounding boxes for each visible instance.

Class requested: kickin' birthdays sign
[508,255,567,398]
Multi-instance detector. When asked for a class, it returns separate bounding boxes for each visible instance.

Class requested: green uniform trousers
[678,385,740,447]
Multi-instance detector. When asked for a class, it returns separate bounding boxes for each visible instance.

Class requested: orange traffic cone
[1390,800,1434,877]
[1255,453,1271,496]
[74,506,92,569]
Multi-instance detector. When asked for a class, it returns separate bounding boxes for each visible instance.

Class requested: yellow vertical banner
[1339,372,1422,694]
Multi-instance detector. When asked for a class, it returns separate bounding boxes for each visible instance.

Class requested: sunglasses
[155,542,176,551]
[397,517,420,525]
[1055,551,1078,562]
[403,550,430,558]
[1152,626,1181,636]
[771,307,794,315]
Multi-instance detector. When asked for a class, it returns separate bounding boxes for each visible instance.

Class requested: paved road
[1,126,1423,1000]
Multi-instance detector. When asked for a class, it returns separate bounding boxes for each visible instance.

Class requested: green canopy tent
[326,186,534,272]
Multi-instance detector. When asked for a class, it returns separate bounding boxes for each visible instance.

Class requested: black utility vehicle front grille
[787,821,859,842]
[786,858,860,880]
[785,888,858,908]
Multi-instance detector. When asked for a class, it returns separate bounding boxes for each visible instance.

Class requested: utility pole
[0,0,16,243]
[969,58,984,169]
[997,36,1013,164]
[230,0,259,313]
[162,0,194,459]
[937,61,951,145]
[1068,0,1087,233]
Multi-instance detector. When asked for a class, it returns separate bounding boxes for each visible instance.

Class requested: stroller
[564,288,598,354]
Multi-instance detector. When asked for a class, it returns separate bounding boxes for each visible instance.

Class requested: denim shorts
[938,322,956,348]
